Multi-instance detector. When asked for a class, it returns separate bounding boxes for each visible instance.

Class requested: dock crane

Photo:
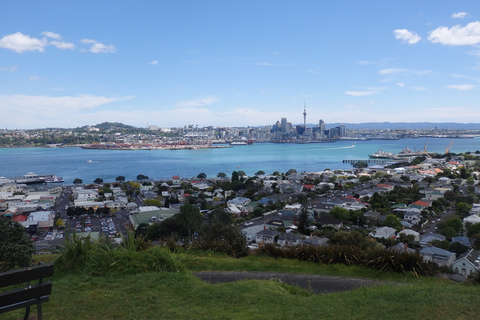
[422,139,431,158]
[445,140,454,154]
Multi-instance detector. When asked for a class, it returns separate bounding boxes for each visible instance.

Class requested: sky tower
[303,101,307,130]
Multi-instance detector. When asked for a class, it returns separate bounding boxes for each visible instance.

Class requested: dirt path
[193,271,386,294]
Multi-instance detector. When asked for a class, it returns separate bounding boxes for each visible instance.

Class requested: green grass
[2,252,478,320]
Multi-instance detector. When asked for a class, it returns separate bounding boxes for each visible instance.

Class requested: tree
[231,171,239,182]
[217,172,227,178]
[137,174,149,181]
[440,226,457,240]
[467,223,480,238]
[286,168,297,176]
[73,178,83,184]
[0,220,35,271]
[255,170,265,176]
[94,177,104,184]
[116,175,125,182]
[298,207,309,233]
[353,161,368,168]
[444,217,463,234]
[177,204,203,241]
[144,199,162,207]
[329,207,350,221]
[208,207,232,225]
[383,214,402,228]
[456,202,472,215]
[197,172,207,179]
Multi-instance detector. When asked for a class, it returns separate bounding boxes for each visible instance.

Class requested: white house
[369,226,396,239]
[452,249,480,276]
[397,229,420,242]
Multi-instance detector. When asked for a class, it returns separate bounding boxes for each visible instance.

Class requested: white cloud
[150,60,159,65]
[379,68,408,75]
[0,65,18,72]
[428,21,480,45]
[379,68,430,76]
[396,83,405,87]
[81,39,116,53]
[447,84,475,91]
[394,29,421,44]
[0,94,135,128]
[345,87,385,96]
[49,40,75,50]
[452,12,469,19]
[0,32,47,53]
[42,31,61,39]
[177,96,218,107]
[411,86,426,91]
[29,76,45,81]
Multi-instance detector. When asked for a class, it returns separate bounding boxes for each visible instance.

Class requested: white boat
[45,176,64,183]
[86,160,93,163]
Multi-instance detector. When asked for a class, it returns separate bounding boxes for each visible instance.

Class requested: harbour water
[0,137,478,184]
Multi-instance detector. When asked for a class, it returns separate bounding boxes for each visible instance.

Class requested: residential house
[452,249,480,276]
[241,225,266,243]
[277,232,303,247]
[255,229,281,244]
[369,226,396,239]
[420,246,456,267]
[316,215,343,230]
[419,233,446,247]
[451,236,472,249]
[302,236,329,246]
[397,229,420,242]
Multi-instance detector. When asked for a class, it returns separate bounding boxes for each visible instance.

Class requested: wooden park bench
[0,264,54,320]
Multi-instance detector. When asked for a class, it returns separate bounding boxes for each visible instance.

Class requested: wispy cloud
[447,84,475,91]
[394,29,421,44]
[0,65,18,72]
[452,12,469,19]
[149,60,159,65]
[428,21,480,45]
[29,76,45,81]
[177,96,218,107]
[345,89,381,97]
[345,88,385,97]
[81,39,116,53]
[379,68,430,76]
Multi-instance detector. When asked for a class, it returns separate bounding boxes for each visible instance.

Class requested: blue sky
[1,1,480,129]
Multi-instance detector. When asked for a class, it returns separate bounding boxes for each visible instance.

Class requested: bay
[0,137,478,184]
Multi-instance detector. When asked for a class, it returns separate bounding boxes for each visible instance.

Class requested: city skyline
[1,1,480,129]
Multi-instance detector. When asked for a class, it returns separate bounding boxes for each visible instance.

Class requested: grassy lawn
[2,252,478,320]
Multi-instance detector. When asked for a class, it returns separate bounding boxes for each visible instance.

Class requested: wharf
[342,159,398,164]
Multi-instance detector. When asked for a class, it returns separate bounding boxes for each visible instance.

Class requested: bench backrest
[0,264,54,312]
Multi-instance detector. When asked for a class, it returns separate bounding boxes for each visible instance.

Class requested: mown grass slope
[2,251,478,320]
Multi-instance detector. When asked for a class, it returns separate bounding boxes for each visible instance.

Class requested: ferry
[368,149,396,159]
[45,176,64,183]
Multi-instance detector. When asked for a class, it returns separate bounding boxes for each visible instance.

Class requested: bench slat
[0,296,50,314]
[0,282,52,309]
[0,264,54,287]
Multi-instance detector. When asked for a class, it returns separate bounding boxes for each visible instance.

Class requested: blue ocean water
[0,137,478,184]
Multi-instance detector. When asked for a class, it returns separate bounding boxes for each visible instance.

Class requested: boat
[86,160,93,163]
[368,149,395,159]
[45,176,64,183]
[230,141,248,146]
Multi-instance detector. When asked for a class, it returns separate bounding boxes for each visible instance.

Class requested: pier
[342,159,398,164]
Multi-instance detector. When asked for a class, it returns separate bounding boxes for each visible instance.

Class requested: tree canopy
[0,220,35,271]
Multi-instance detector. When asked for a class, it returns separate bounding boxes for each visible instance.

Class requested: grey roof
[420,246,455,258]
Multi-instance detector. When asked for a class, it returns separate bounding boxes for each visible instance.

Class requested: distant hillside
[324,122,480,130]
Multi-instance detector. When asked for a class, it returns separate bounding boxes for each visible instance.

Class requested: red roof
[303,184,315,189]
[411,200,430,207]
[13,214,28,222]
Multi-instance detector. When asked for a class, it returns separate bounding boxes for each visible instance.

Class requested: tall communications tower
[303,102,307,130]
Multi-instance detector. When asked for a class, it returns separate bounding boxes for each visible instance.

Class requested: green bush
[55,233,184,275]
[255,243,436,277]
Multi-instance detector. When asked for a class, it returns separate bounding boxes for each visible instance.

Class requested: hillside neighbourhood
[2,151,480,279]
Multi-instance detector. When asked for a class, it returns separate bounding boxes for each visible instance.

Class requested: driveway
[193,271,386,294]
